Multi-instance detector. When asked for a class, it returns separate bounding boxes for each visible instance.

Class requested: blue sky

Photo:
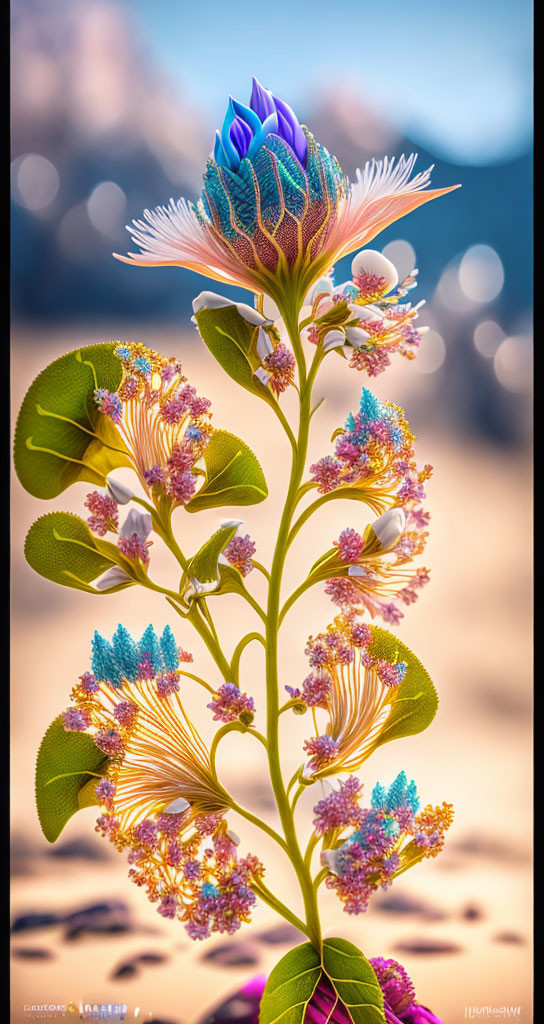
[129,0,532,165]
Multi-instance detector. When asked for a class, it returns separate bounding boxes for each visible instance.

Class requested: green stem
[251,880,309,937]
[177,670,216,695]
[304,833,320,868]
[313,867,328,892]
[263,302,324,952]
[252,560,271,582]
[278,577,314,625]
[286,487,387,552]
[230,632,266,683]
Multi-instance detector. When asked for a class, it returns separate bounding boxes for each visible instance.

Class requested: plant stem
[263,300,324,952]
[251,880,309,937]
[230,632,266,683]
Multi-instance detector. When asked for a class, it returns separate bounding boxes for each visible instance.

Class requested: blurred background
[11,1,533,1022]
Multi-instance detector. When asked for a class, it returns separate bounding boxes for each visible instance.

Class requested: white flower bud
[320,849,341,875]
[351,249,398,292]
[164,797,190,814]
[120,508,153,542]
[94,566,132,591]
[256,326,274,359]
[106,475,133,505]
[192,291,271,326]
[349,303,384,323]
[347,565,366,577]
[322,329,346,352]
[372,507,406,550]
[254,366,272,386]
[345,326,370,349]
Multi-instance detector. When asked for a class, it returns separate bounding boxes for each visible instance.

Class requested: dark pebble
[47,837,110,861]
[11,947,54,960]
[199,975,266,1024]
[493,931,526,944]
[11,835,38,876]
[111,963,138,980]
[136,952,167,965]
[63,900,132,940]
[462,904,484,921]
[452,833,530,864]
[257,923,304,944]
[375,892,447,921]
[110,951,168,978]
[394,939,462,956]
[201,940,260,967]
[11,913,61,933]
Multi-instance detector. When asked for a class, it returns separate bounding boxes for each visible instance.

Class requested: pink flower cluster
[85,491,119,536]
[223,534,256,577]
[207,683,256,724]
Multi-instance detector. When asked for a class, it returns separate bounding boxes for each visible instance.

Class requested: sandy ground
[11,325,533,1024]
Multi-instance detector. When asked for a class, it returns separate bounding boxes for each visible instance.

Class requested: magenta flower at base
[370,958,443,1024]
[229,962,443,1024]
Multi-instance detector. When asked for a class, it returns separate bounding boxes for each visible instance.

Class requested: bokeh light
[381,239,416,280]
[86,181,127,237]
[458,244,504,303]
[493,333,533,393]
[474,320,505,357]
[413,328,446,374]
[11,153,59,211]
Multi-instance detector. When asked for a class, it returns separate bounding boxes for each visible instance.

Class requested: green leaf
[322,938,385,1023]
[206,562,247,598]
[259,940,386,1024]
[370,627,439,745]
[186,523,239,584]
[194,305,274,402]
[259,942,321,1024]
[314,300,351,328]
[24,511,131,593]
[14,342,130,499]
[36,716,108,842]
[187,430,268,512]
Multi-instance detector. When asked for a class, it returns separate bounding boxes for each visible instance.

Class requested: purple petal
[229,116,253,159]
[250,77,275,120]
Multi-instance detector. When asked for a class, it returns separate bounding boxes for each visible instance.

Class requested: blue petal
[139,625,163,673]
[112,624,140,682]
[160,625,179,672]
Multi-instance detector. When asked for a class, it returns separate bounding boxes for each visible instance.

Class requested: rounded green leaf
[322,938,385,1023]
[259,939,386,1024]
[14,342,129,499]
[186,523,239,584]
[370,626,439,745]
[259,942,321,1024]
[24,512,121,592]
[36,716,108,842]
[194,304,273,402]
[187,430,268,512]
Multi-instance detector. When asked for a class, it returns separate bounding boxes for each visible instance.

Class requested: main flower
[114,78,459,308]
